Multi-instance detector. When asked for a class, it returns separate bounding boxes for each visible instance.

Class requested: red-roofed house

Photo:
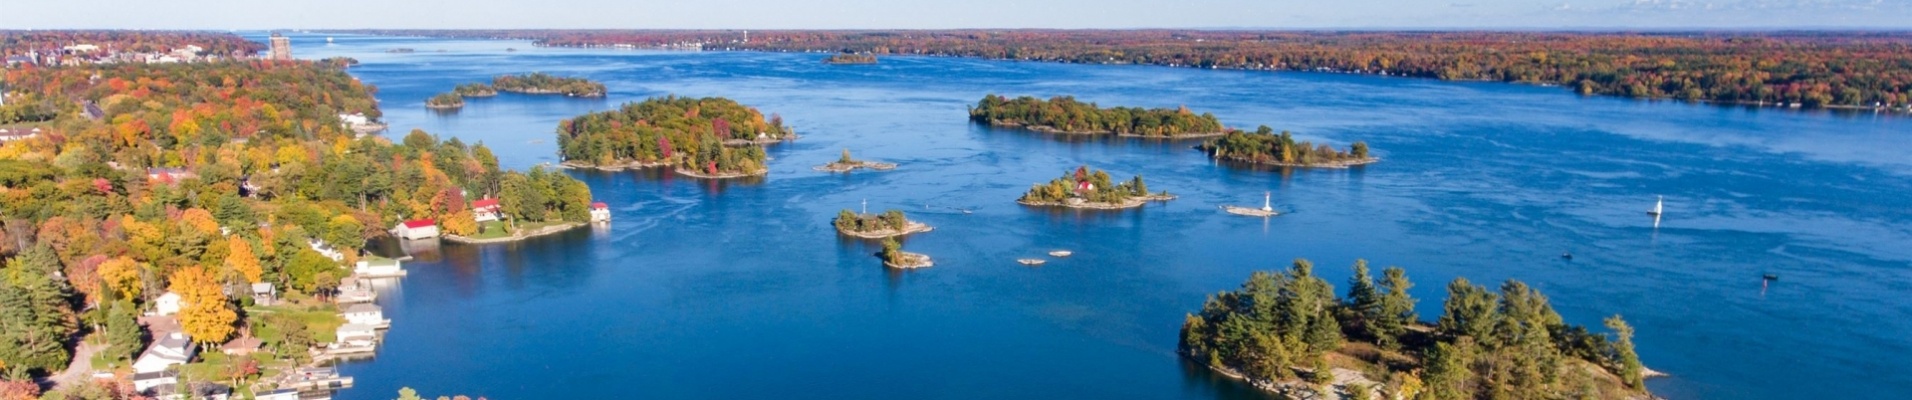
[472,198,502,222]
[590,202,611,222]
[391,219,439,240]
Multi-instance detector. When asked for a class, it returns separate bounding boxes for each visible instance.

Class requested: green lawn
[467,220,513,239]
[246,304,345,343]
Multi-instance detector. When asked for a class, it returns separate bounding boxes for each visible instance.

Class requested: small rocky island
[834,209,932,239]
[557,96,789,179]
[454,82,498,97]
[493,72,608,97]
[814,149,897,172]
[1201,126,1376,168]
[879,238,933,269]
[969,94,1228,138]
[425,92,464,110]
[1018,166,1174,209]
[824,53,878,64]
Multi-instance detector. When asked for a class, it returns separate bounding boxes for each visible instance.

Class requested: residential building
[269,33,291,60]
[146,168,197,185]
[153,292,183,316]
[590,202,611,222]
[354,257,405,277]
[133,332,195,373]
[336,323,378,347]
[472,198,502,222]
[341,304,389,328]
[132,370,178,392]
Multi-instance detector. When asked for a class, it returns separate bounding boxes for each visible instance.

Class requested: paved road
[43,340,103,389]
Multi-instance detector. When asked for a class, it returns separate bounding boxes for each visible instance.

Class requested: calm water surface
[264,33,1912,400]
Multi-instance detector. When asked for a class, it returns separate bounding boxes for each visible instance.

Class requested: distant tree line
[349,30,1912,109]
[970,95,1226,137]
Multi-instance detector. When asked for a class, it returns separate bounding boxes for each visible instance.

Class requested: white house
[153,292,183,316]
[250,282,277,306]
[472,198,502,222]
[354,257,405,278]
[0,128,40,143]
[392,219,439,240]
[133,332,195,373]
[341,303,389,328]
[337,113,370,126]
[132,370,178,392]
[590,202,611,223]
[336,323,378,347]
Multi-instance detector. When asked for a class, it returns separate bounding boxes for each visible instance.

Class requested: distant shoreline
[987,119,1226,139]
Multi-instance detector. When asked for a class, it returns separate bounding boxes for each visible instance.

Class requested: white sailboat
[1648,196,1663,216]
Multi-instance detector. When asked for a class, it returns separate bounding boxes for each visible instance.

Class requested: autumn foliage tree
[170,266,236,344]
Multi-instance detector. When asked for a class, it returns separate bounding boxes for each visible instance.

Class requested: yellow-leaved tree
[170,266,236,344]
[225,236,263,283]
[98,256,143,300]
[442,210,478,236]
[180,208,221,236]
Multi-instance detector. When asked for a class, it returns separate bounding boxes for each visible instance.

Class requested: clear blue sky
[4,0,1908,29]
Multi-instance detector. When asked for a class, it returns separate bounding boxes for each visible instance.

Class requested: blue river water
[262,33,1911,400]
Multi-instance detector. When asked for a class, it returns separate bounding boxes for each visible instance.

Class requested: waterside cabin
[342,303,390,328]
[473,198,502,222]
[590,202,611,222]
[354,257,405,278]
[391,219,439,240]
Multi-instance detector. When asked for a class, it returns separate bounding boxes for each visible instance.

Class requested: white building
[153,292,183,316]
[336,323,378,347]
[0,128,40,143]
[590,202,611,222]
[133,332,195,373]
[472,198,501,222]
[341,303,389,328]
[354,257,405,278]
[309,238,346,262]
[392,219,439,240]
[132,370,178,392]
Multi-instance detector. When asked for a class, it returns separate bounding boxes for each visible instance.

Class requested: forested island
[834,209,932,239]
[347,29,1912,111]
[1181,259,1650,399]
[970,95,1227,138]
[556,96,792,178]
[1018,166,1174,209]
[1203,126,1375,168]
[878,238,932,269]
[0,50,594,395]
[426,92,465,109]
[813,149,896,172]
[492,72,607,97]
[824,53,877,64]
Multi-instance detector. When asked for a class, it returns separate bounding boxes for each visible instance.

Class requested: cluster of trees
[1180,259,1647,399]
[490,73,606,97]
[0,92,60,125]
[426,92,465,109]
[0,56,594,382]
[453,83,497,97]
[1019,166,1153,205]
[557,96,787,175]
[360,30,1912,109]
[0,31,263,57]
[834,209,907,233]
[823,53,877,64]
[878,238,906,265]
[969,95,1226,137]
[1203,126,1371,167]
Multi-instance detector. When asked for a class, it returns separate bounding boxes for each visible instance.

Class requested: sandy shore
[1018,194,1177,210]
[838,221,933,239]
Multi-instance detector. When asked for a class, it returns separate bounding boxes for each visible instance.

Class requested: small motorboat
[1017,258,1046,266]
[1048,250,1073,257]
[1762,273,1779,281]
[1561,252,1573,260]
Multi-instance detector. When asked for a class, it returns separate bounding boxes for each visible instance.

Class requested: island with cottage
[878,238,933,269]
[834,209,932,239]
[824,53,878,64]
[556,95,793,178]
[1180,259,1655,399]
[969,94,1228,138]
[1201,126,1376,168]
[1018,166,1174,209]
[492,72,608,97]
[814,149,897,172]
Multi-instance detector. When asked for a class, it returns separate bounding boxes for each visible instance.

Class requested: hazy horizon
[4,0,1909,30]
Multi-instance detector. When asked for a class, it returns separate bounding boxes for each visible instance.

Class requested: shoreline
[984,119,1228,139]
[723,134,799,146]
[425,102,463,110]
[443,221,589,244]
[838,221,933,239]
[497,88,606,98]
[1018,194,1177,210]
[559,160,669,171]
[674,167,769,179]
[813,160,898,173]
